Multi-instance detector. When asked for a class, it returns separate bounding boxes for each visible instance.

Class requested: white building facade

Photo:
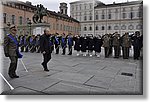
[70,0,143,36]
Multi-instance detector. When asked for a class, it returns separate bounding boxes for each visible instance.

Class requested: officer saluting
[40,28,52,71]
[4,25,23,78]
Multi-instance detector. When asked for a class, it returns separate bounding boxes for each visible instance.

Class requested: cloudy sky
[19,0,138,15]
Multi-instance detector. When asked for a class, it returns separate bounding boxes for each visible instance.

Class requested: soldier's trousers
[133,47,140,59]
[68,46,72,55]
[8,56,18,76]
[55,44,59,54]
[114,46,120,58]
[122,47,129,59]
[42,53,51,69]
[104,47,109,58]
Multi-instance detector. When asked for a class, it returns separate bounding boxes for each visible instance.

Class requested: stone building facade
[70,0,143,36]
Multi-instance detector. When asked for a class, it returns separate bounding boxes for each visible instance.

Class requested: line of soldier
[17,31,143,60]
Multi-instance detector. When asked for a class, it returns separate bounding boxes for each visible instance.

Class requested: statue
[32,4,48,23]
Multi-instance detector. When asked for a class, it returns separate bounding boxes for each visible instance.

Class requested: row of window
[3,13,30,25]
[52,23,79,33]
[71,3,93,11]
[71,4,142,12]
[73,11,142,21]
[83,24,142,31]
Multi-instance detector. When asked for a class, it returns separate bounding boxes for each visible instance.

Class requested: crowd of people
[17,31,143,60]
[4,25,143,78]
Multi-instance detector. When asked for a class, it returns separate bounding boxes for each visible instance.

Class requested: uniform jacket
[94,37,103,52]
[112,36,121,46]
[4,34,18,57]
[102,36,110,47]
[121,36,131,48]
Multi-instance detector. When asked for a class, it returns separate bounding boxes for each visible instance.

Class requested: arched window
[95,25,99,30]
[89,26,92,31]
[102,26,105,30]
[108,26,111,30]
[84,26,87,31]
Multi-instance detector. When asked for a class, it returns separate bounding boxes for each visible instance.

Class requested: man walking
[40,28,52,71]
[4,25,22,78]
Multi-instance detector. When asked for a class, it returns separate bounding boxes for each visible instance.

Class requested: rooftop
[95,0,143,8]
[2,0,79,23]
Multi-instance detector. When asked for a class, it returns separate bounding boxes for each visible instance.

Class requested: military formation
[17,31,143,60]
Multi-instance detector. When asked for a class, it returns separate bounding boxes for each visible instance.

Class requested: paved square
[1,47,143,95]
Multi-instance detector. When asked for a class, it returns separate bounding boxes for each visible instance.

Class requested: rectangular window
[56,24,59,30]
[96,15,98,20]
[122,13,126,19]
[19,16,23,25]
[129,12,134,19]
[108,14,111,19]
[102,26,105,30]
[12,15,15,24]
[102,14,105,19]
[108,26,111,30]
[53,23,55,30]
[84,16,86,21]
[89,16,92,20]
[3,13,7,24]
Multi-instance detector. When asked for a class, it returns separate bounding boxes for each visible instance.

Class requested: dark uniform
[94,36,103,57]
[61,34,67,55]
[81,36,87,56]
[35,35,41,53]
[67,34,73,55]
[121,33,131,59]
[112,33,121,58]
[54,35,60,54]
[131,31,142,60]
[108,34,113,56]
[4,25,21,78]
[40,34,52,71]
[73,35,81,52]
[87,36,94,57]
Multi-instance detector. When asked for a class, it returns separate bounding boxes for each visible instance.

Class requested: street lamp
[28,20,32,35]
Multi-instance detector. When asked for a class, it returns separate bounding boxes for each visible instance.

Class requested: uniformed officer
[54,33,60,54]
[81,34,87,56]
[121,32,131,59]
[112,32,121,58]
[102,34,110,58]
[73,35,81,56]
[4,25,23,78]
[87,35,94,57]
[35,35,40,53]
[131,31,142,60]
[61,33,67,55]
[94,35,103,57]
[67,33,73,55]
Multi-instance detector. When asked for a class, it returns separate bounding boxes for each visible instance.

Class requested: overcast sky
[18,0,138,15]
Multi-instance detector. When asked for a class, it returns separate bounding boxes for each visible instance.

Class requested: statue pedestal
[32,23,50,35]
